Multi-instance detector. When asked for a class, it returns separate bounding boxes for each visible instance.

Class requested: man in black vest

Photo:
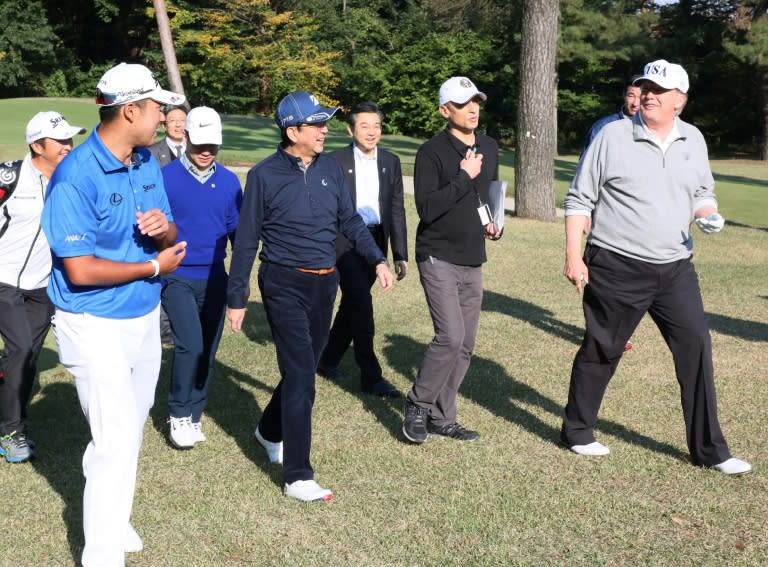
[317,101,408,397]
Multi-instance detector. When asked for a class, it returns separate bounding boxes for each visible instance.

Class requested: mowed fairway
[0,98,766,566]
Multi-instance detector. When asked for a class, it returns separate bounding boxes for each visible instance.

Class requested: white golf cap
[185,106,222,145]
[95,63,186,107]
[25,111,86,144]
[633,59,689,94]
[439,76,487,106]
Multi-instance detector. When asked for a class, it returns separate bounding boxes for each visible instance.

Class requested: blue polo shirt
[41,127,174,319]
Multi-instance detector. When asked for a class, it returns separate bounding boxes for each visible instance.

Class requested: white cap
[25,111,86,144]
[439,76,487,106]
[185,106,222,145]
[634,59,689,94]
[95,63,186,107]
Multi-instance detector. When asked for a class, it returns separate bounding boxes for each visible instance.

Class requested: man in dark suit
[318,101,408,397]
[148,103,189,167]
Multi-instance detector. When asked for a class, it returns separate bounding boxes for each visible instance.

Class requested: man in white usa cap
[561,59,751,477]
[41,62,188,566]
[0,111,85,464]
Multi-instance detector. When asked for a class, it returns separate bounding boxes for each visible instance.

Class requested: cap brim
[146,89,186,107]
[28,126,86,143]
[188,132,222,145]
[303,107,339,124]
[442,91,488,105]
[633,76,675,89]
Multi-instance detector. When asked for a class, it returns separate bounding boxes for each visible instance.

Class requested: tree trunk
[760,66,768,160]
[515,0,559,221]
[153,0,185,96]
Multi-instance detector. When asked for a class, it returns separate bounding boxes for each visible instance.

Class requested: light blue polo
[42,127,174,318]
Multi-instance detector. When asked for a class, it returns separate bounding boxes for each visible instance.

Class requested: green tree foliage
[557,0,658,150]
[0,0,58,96]
[154,0,341,114]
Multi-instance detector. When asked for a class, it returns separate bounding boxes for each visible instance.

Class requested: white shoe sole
[570,441,610,456]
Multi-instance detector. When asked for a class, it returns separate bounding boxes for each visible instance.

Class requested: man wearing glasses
[226,91,394,502]
[148,103,189,167]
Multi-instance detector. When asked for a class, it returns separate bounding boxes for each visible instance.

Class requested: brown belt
[296,266,336,275]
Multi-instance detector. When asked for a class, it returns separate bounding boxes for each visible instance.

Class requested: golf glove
[695,213,725,234]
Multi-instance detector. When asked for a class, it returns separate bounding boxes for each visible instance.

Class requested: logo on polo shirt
[143,183,156,192]
[110,193,123,205]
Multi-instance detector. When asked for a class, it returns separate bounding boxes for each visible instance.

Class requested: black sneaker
[427,422,480,442]
[317,364,344,381]
[402,400,428,443]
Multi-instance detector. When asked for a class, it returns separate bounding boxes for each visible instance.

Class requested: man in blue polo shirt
[41,62,187,567]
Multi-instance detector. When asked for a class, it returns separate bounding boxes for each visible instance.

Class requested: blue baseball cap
[275,91,339,128]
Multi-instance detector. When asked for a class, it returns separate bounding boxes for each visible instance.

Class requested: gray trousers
[408,257,483,426]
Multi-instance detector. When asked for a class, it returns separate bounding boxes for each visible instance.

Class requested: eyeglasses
[297,121,329,129]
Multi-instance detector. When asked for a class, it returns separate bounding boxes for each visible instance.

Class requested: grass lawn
[0,98,766,566]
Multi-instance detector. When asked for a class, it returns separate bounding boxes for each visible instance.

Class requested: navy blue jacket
[227,145,386,308]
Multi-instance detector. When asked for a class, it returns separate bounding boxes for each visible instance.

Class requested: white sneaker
[125,524,143,553]
[284,480,333,502]
[168,416,195,449]
[191,421,207,443]
[713,457,752,476]
[254,427,283,464]
[570,441,610,456]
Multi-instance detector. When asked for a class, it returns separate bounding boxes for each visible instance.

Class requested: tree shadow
[707,312,768,342]
[383,333,686,461]
[151,299,283,488]
[712,172,767,190]
[722,219,768,232]
[482,289,584,345]
[29,380,89,563]
[317,364,409,443]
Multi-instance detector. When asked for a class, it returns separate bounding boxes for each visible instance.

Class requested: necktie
[175,145,183,159]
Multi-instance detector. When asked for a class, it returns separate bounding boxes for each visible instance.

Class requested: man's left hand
[137,209,169,238]
[394,260,408,281]
[375,263,394,292]
[484,222,502,240]
[695,213,725,234]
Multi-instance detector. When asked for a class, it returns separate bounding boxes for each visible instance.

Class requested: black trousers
[0,283,54,435]
[561,246,731,466]
[320,247,381,386]
[256,263,338,485]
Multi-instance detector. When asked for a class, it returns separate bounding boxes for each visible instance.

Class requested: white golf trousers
[53,305,161,567]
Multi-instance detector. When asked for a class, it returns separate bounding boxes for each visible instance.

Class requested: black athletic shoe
[427,422,480,442]
[402,400,428,443]
[317,364,344,381]
[362,378,401,398]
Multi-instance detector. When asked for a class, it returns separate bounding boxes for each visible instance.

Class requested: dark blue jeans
[161,273,228,421]
[256,263,338,485]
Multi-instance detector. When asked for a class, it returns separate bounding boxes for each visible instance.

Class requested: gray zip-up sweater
[564,113,717,264]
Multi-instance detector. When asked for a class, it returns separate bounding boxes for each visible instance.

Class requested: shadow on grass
[151,299,284,489]
[723,219,768,232]
[482,290,583,345]
[712,172,767,190]
[29,380,88,563]
[707,312,768,342]
[383,333,686,461]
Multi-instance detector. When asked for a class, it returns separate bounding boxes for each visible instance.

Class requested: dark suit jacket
[148,138,181,168]
[331,144,408,263]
